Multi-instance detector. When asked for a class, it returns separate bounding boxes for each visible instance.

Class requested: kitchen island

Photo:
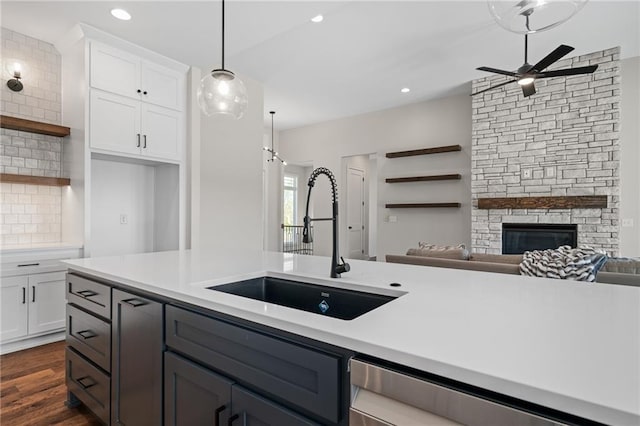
[63,248,639,425]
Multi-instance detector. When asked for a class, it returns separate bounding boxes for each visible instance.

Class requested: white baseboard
[0,331,65,355]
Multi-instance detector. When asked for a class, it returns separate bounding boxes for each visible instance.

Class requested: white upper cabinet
[90,90,141,156]
[141,61,184,111]
[88,40,186,162]
[142,104,182,160]
[90,41,185,112]
[90,42,141,100]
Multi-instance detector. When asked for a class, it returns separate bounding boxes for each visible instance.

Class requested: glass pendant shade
[197,69,248,118]
[488,0,588,34]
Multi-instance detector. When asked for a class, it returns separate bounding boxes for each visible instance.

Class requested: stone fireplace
[471,47,620,256]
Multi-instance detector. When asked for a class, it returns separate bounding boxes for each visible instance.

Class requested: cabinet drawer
[67,273,111,319]
[66,304,111,372]
[166,305,341,423]
[66,347,110,425]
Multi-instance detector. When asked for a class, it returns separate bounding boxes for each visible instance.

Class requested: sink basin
[208,276,398,320]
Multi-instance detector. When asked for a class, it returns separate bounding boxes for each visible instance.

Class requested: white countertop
[63,249,640,425]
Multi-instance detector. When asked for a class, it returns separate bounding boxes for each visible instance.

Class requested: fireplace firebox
[502,223,577,254]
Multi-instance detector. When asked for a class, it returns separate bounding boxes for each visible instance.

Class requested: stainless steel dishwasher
[349,358,564,426]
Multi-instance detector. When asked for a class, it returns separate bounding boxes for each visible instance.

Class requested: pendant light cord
[221,0,225,70]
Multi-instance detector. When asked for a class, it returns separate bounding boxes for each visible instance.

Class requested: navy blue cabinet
[111,289,163,426]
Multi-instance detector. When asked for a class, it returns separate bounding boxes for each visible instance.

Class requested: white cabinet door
[90,90,141,156]
[0,276,28,342]
[90,42,141,100]
[27,272,66,335]
[142,103,181,162]
[141,61,184,111]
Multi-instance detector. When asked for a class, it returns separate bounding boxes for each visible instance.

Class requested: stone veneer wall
[0,28,63,245]
[471,47,620,255]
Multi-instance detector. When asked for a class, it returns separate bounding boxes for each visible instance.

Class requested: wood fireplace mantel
[477,195,607,210]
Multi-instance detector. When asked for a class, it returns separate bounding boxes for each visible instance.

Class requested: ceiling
[2,1,639,130]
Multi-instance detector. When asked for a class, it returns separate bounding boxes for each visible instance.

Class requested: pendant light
[487,0,588,34]
[197,0,248,118]
[264,111,286,165]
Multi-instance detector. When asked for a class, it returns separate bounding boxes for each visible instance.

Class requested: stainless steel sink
[208,276,398,320]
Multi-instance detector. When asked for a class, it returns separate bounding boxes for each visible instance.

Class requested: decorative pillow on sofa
[408,243,470,260]
[519,245,608,282]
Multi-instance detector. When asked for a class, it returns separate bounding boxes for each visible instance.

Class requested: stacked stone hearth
[471,47,620,255]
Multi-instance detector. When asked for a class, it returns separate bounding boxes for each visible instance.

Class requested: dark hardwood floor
[0,341,102,425]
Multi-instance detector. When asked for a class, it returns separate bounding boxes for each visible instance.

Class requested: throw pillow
[519,245,608,282]
[418,242,467,250]
[407,247,470,260]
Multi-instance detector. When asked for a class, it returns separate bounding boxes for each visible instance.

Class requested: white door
[347,168,365,259]
[141,60,184,111]
[90,41,141,100]
[90,90,141,156]
[0,275,28,342]
[27,272,66,335]
[142,103,181,162]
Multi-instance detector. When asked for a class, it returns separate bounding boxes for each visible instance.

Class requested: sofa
[385,252,640,287]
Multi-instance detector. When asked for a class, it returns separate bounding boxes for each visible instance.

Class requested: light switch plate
[622,218,634,227]
[120,214,128,224]
[389,215,397,223]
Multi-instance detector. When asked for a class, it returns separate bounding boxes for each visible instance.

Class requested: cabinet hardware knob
[123,298,147,307]
[143,91,147,95]
[32,286,35,303]
[76,376,96,389]
[143,134,147,149]
[22,287,26,304]
[77,330,97,340]
[228,414,240,426]
[137,89,142,93]
[214,405,227,426]
[137,133,141,148]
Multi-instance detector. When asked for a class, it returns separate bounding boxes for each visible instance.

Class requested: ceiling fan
[473,34,598,97]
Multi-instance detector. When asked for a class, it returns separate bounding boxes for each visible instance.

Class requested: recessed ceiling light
[111,8,131,21]
[401,87,410,93]
[311,15,324,23]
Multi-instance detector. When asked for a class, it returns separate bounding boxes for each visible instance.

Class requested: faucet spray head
[303,215,313,243]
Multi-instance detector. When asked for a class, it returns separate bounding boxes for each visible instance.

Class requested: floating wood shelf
[0,115,70,137]
[477,196,607,210]
[386,145,461,158]
[385,202,461,209]
[386,174,461,183]
[0,173,71,186]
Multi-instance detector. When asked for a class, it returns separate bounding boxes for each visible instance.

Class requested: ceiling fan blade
[537,65,599,78]
[477,66,517,77]
[531,45,574,72]
[471,80,515,96]
[522,83,536,97]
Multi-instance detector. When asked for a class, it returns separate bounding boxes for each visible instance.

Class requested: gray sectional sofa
[385,253,640,287]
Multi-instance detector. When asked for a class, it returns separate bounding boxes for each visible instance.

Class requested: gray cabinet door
[111,289,163,426]
[231,385,320,426]
[165,351,234,426]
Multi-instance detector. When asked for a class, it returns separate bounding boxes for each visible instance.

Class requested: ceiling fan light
[518,76,535,85]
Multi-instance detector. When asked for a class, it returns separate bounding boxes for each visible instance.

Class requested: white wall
[263,128,283,252]
[620,56,640,257]
[90,159,155,257]
[193,72,264,251]
[278,94,472,259]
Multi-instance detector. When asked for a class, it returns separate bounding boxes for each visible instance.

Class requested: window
[283,174,298,225]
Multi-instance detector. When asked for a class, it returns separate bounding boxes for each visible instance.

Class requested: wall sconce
[7,63,23,92]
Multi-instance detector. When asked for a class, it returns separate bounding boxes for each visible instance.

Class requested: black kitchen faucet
[302,167,350,278]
